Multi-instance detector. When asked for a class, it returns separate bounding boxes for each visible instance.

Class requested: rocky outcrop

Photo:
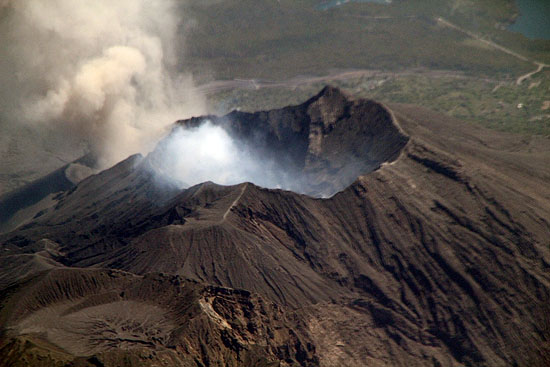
[0,269,316,367]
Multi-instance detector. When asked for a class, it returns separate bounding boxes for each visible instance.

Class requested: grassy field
[183,0,543,81]
[367,71,550,136]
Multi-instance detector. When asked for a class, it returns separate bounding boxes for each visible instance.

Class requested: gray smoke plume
[0,1,334,198]
[0,0,206,169]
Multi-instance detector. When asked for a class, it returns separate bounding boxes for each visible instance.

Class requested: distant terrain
[184,0,544,80]
[205,68,550,136]
[184,0,549,136]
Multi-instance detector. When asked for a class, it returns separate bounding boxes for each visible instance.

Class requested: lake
[316,0,390,11]
[508,0,550,40]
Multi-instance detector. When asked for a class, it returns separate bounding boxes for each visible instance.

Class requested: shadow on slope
[1,87,550,366]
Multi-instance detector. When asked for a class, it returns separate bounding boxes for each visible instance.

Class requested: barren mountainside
[1,87,550,367]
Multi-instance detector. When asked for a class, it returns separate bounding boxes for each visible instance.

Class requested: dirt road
[436,17,548,85]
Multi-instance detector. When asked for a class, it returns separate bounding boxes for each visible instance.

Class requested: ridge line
[222,183,248,222]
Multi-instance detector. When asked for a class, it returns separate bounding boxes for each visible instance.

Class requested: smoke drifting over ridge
[0,0,321,197]
[0,1,385,199]
[0,0,206,168]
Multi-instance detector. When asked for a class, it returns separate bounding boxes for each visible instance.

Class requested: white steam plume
[148,122,306,192]
[0,0,205,168]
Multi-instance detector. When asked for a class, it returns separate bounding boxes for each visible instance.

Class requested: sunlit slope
[1,88,549,366]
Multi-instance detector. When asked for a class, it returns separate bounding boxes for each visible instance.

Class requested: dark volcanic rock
[0,269,316,367]
[1,87,550,366]
[173,86,409,197]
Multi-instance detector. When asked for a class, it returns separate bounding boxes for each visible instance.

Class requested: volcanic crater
[1,86,549,367]
[168,85,409,197]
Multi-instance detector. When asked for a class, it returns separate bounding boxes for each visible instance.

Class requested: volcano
[1,87,549,367]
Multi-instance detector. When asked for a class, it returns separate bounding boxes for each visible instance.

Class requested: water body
[316,0,390,11]
[508,0,550,40]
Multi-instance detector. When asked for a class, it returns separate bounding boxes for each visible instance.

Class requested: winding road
[516,62,547,86]
[436,17,548,85]
[222,183,247,222]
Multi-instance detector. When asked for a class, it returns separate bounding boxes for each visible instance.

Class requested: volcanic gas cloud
[0,0,205,169]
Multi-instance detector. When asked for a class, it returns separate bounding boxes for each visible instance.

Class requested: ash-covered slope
[0,154,97,234]
[1,87,550,367]
[0,269,316,367]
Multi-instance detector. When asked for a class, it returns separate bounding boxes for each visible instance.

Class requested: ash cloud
[0,0,323,197]
[0,0,206,169]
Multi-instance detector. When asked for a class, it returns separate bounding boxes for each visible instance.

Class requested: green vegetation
[186,0,549,136]
[208,69,550,136]
[184,0,535,81]
[367,70,550,136]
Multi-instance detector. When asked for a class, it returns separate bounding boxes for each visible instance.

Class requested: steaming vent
[149,86,409,198]
[0,87,407,233]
